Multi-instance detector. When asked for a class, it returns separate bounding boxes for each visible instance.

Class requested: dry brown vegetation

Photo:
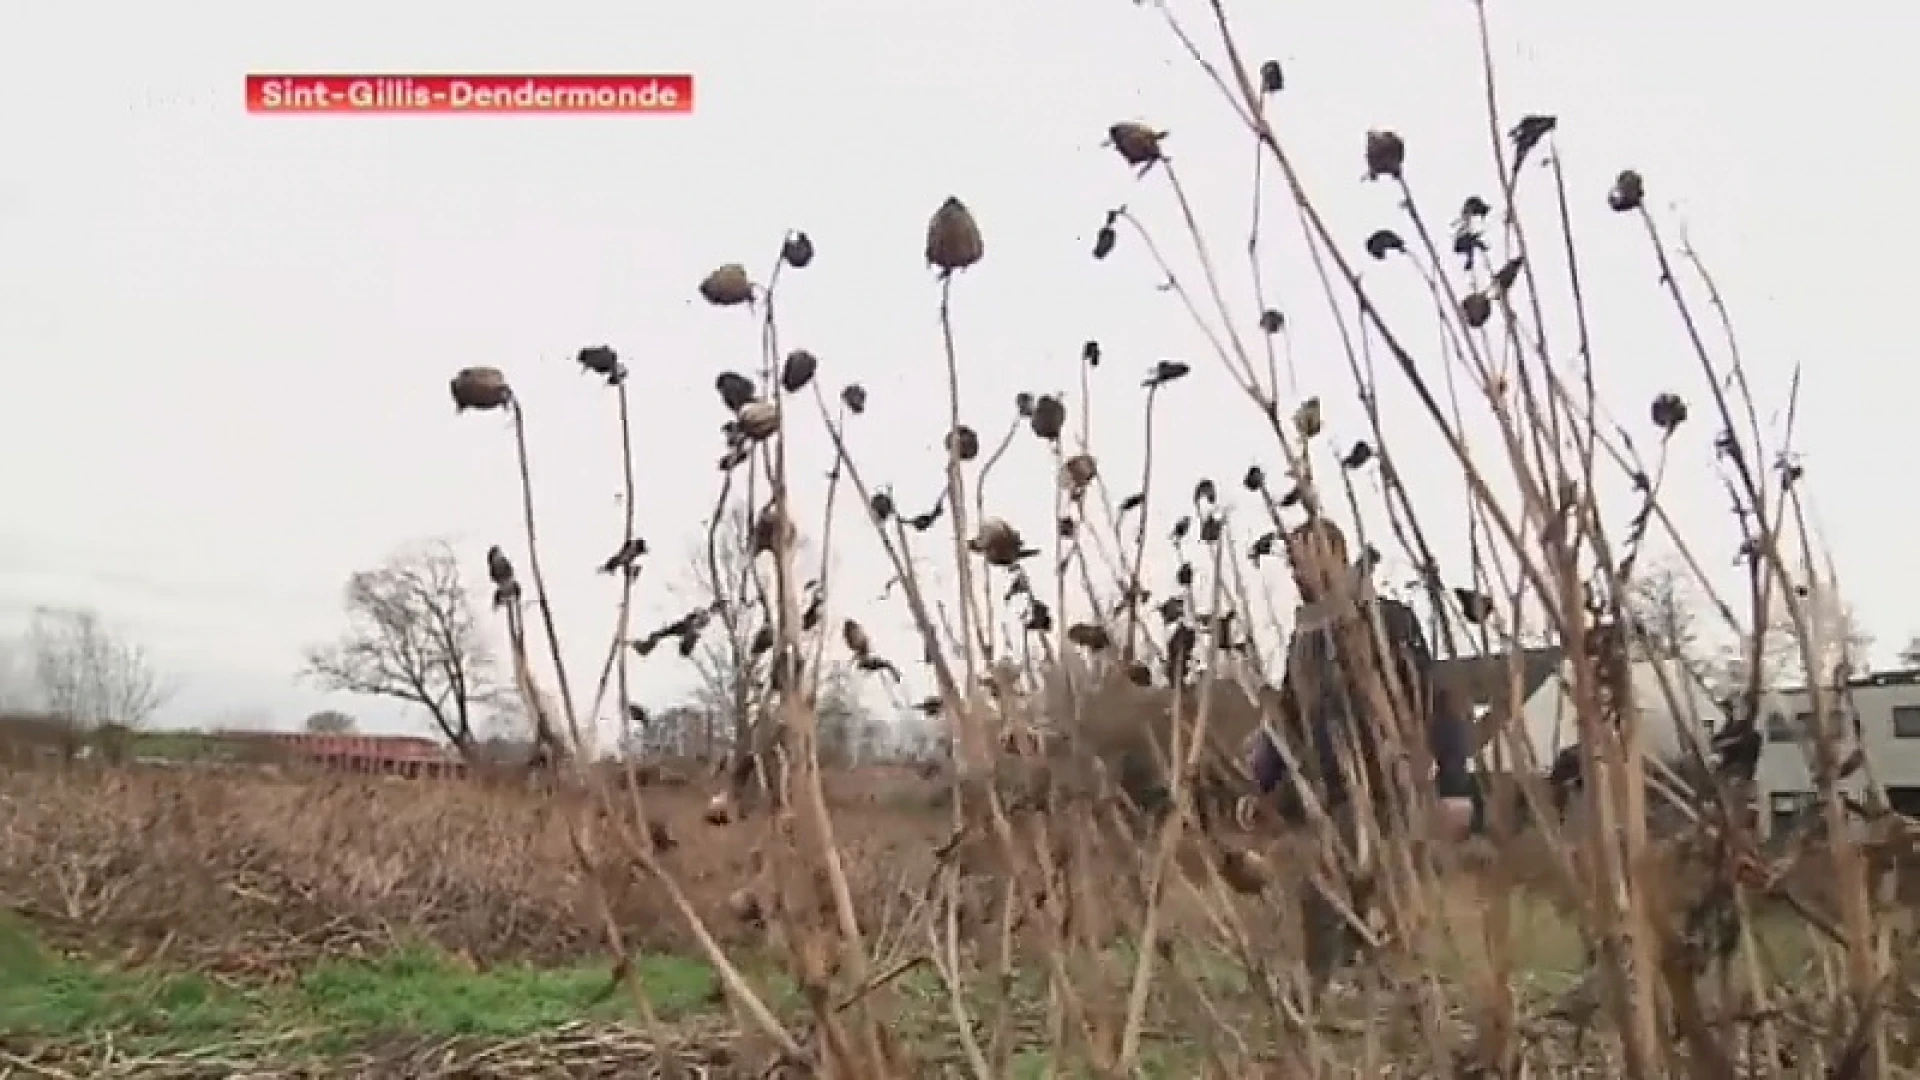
[9,2,1920,1076]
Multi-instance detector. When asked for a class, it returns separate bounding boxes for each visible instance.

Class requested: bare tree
[0,635,40,713]
[28,607,172,746]
[1624,561,1703,661]
[304,709,356,734]
[669,503,873,784]
[1899,636,1920,670]
[1712,575,1874,692]
[301,540,499,755]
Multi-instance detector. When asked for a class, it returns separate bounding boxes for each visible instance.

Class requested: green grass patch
[294,944,719,1037]
[0,921,739,1050]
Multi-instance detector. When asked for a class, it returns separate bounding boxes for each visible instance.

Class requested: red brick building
[238,732,465,779]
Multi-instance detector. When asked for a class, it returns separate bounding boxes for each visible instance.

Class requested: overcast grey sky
[1,0,1913,741]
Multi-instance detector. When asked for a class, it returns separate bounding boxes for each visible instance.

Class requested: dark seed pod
[1259,60,1284,94]
[1650,392,1688,432]
[1293,398,1322,439]
[840,384,868,415]
[715,371,758,413]
[1509,115,1558,165]
[1107,122,1166,167]
[780,350,817,393]
[1198,516,1222,544]
[1029,395,1066,441]
[1461,292,1493,329]
[1082,340,1101,367]
[1062,453,1098,497]
[1143,360,1189,389]
[1024,601,1054,633]
[486,545,516,588]
[781,231,815,269]
[1608,170,1645,213]
[450,367,513,413]
[1015,391,1035,417]
[576,346,621,384]
[1243,465,1266,491]
[736,401,780,442]
[1057,516,1077,539]
[1067,622,1113,651]
[971,518,1034,567]
[699,264,754,306]
[1491,257,1525,293]
[1365,130,1406,180]
[1454,228,1487,268]
[1342,442,1375,470]
[946,425,981,462]
[1093,227,1117,260]
[868,490,896,520]
[752,506,796,556]
[1460,195,1491,219]
[1365,229,1405,260]
[926,197,984,271]
[1258,310,1284,334]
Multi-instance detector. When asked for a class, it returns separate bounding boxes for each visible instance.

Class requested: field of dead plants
[4,760,1917,1076]
[7,0,1919,1076]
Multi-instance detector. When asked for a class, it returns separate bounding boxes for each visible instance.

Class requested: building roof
[228,731,461,764]
[1433,647,1564,749]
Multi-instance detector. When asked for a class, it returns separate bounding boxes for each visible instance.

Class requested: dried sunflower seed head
[1029,395,1066,441]
[1650,392,1689,432]
[843,619,871,656]
[450,367,513,413]
[1365,130,1406,180]
[1461,292,1493,329]
[971,518,1033,567]
[1258,310,1285,334]
[1062,453,1098,496]
[1066,622,1113,651]
[715,371,758,413]
[699,264,754,306]
[1259,60,1284,94]
[780,350,817,393]
[1292,398,1323,439]
[736,401,781,442]
[946,425,981,462]
[781,231,815,269]
[925,197,984,272]
[840,384,868,415]
[1608,170,1645,212]
[752,506,796,555]
[1107,122,1166,167]
[575,345,621,383]
[1365,229,1405,260]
